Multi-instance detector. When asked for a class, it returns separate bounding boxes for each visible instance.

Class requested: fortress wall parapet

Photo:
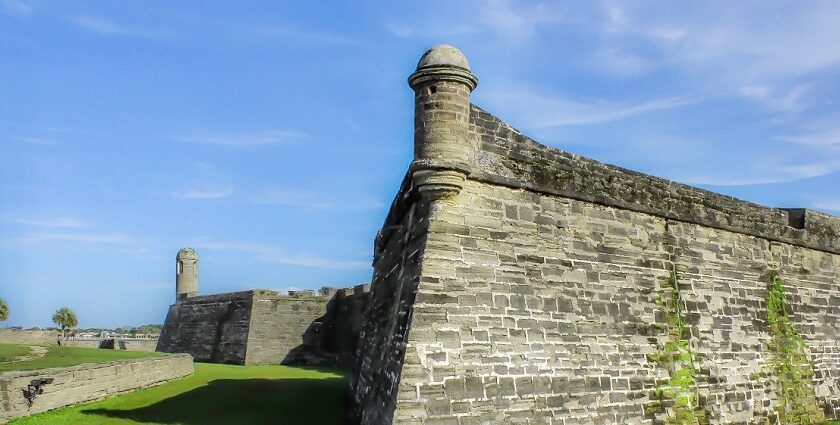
[469,105,840,254]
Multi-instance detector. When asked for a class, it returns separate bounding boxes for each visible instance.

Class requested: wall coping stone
[469,104,840,255]
[0,353,191,379]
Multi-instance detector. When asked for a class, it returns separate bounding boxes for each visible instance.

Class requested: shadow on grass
[82,377,348,425]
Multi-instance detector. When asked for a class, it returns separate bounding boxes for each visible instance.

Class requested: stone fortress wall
[157,285,370,367]
[0,329,58,346]
[349,45,840,425]
[0,354,193,424]
[62,338,158,352]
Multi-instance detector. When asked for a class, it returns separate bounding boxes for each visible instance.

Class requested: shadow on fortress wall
[82,376,348,425]
[282,287,370,368]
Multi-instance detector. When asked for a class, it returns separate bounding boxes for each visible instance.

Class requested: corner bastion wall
[157,286,370,367]
[157,291,253,364]
[350,46,840,424]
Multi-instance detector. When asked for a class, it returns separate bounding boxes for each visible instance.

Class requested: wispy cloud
[670,157,840,187]
[72,16,169,38]
[252,25,359,46]
[7,232,135,244]
[481,81,692,128]
[251,191,332,208]
[589,3,840,101]
[668,151,840,186]
[811,200,840,214]
[776,128,840,149]
[179,130,308,147]
[6,217,88,228]
[261,254,369,270]
[193,240,370,270]
[250,190,384,210]
[1,0,30,17]
[10,136,56,145]
[386,21,476,39]
[172,186,234,200]
[738,84,812,112]
[472,0,569,44]
[386,1,566,44]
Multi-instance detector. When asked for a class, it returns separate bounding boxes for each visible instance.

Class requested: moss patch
[765,270,824,424]
[647,267,708,424]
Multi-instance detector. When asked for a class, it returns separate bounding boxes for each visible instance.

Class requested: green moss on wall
[647,267,708,424]
[765,270,824,424]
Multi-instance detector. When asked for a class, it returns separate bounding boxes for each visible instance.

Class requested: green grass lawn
[0,343,32,362]
[0,344,166,372]
[10,362,348,425]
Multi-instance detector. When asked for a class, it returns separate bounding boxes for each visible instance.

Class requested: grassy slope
[10,363,348,425]
[0,344,32,362]
[0,344,165,372]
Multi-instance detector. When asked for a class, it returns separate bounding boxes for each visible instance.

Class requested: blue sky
[1,1,838,328]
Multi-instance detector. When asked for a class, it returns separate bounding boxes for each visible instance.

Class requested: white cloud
[1,0,30,17]
[480,80,692,128]
[260,254,370,270]
[252,25,359,46]
[738,84,811,112]
[72,16,169,38]
[386,21,476,39]
[250,190,384,210]
[11,136,56,145]
[592,48,656,77]
[251,190,332,208]
[6,217,88,228]
[590,2,840,107]
[171,187,234,200]
[191,241,272,254]
[192,240,370,270]
[385,0,567,44]
[179,130,307,147]
[669,158,840,187]
[811,200,840,214]
[777,128,840,149]
[472,0,569,45]
[8,232,135,244]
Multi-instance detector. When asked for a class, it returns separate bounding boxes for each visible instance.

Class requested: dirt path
[0,345,48,365]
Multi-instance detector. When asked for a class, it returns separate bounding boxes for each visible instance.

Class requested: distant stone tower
[408,44,478,201]
[175,248,199,301]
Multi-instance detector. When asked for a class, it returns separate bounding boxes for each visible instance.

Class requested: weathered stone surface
[157,287,369,367]
[349,46,840,424]
[157,291,253,364]
[62,338,158,352]
[0,354,193,424]
[176,247,199,301]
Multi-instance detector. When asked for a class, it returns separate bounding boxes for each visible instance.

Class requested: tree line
[1,299,160,338]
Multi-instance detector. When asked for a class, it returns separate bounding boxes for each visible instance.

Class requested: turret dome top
[409,44,477,91]
[177,247,198,259]
[416,44,471,71]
